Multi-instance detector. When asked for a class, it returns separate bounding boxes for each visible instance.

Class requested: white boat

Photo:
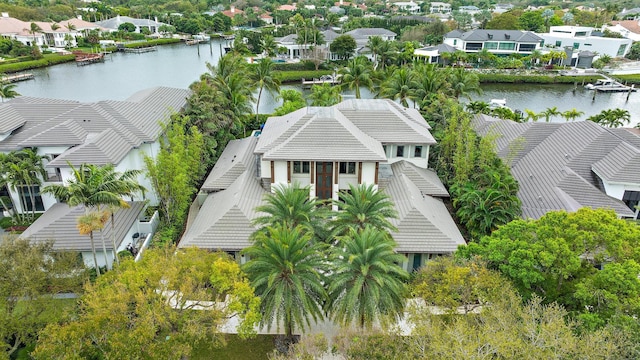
[585,79,636,92]
[489,98,509,109]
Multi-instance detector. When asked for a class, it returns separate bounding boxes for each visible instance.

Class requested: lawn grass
[192,334,277,360]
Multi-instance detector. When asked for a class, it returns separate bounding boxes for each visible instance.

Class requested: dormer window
[396,146,405,157]
[414,146,423,158]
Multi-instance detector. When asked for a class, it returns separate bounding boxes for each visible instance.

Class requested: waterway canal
[14,41,640,126]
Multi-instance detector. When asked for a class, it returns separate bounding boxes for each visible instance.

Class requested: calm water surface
[15,43,640,127]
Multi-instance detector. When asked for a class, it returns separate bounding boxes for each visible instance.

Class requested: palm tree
[253,183,328,240]
[446,67,482,100]
[327,226,408,329]
[541,106,561,122]
[50,23,60,31]
[474,10,493,29]
[379,67,416,107]
[242,223,327,338]
[339,56,373,99]
[0,81,19,102]
[251,59,280,122]
[412,63,448,109]
[561,108,584,122]
[261,35,278,57]
[367,36,383,69]
[376,40,397,70]
[77,211,107,277]
[466,101,491,114]
[43,163,145,270]
[310,83,342,106]
[26,22,42,46]
[3,148,47,223]
[330,183,398,236]
[524,109,540,122]
[588,109,631,128]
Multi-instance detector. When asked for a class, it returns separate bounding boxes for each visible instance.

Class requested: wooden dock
[73,51,105,66]
[1,73,34,83]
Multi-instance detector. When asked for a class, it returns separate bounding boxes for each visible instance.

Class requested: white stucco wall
[539,34,633,57]
[601,180,640,200]
[115,142,159,205]
[272,161,289,190]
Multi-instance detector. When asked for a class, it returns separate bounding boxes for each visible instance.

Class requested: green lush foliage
[0,54,74,73]
[34,247,261,359]
[458,208,640,328]
[478,73,602,84]
[330,35,357,60]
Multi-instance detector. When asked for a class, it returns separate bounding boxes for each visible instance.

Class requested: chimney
[340,0,344,5]
[77,15,82,20]
[231,5,236,13]
[154,16,158,23]
[1,12,9,18]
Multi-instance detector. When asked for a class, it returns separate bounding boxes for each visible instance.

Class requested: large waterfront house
[0,12,103,48]
[96,15,167,34]
[473,115,640,220]
[276,28,396,60]
[538,26,633,59]
[1,87,189,267]
[442,29,543,55]
[179,99,465,272]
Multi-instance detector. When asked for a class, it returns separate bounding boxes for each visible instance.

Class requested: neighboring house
[0,87,189,215]
[617,7,640,20]
[491,3,514,13]
[180,99,466,272]
[96,15,166,34]
[458,5,481,15]
[443,29,542,55]
[3,87,189,268]
[430,2,452,14]
[414,43,457,63]
[538,26,633,58]
[277,4,297,11]
[393,1,422,14]
[276,28,396,60]
[20,201,158,268]
[0,13,102,48]
[259,13,273,24]
[603,20,640,41]
[220,6,244,18]
[473,115,640,220]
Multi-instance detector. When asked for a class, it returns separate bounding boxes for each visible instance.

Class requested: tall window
[414,146,423,158]
[339,162,356,174]
[396,146,405,157]
[617,44,628,56]
[293,161,310,174]
[622,190,640,217]
[18,185,45,212]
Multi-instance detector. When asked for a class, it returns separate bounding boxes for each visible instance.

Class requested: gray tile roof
[387,161,449,197]
[0,87,189,164]
[262,107,387,162]
[0,106,26,134]
[47,129,137,166]
[202,136,258,192]
[386,173,466,253]
[592,142,640,184]
[96,16,165,30]
[474,115,638,219]
[446,29,542,43]
[20,201,145,252]
[345,28,397,38]
[178,170,267,251]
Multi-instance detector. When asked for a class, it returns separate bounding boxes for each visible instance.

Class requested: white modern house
[443,29,543,55]
[1,87,189,268]
[538,26,633,58]
[96,15,166,34]
[473,115,640,220]
[393,1,422,14]
[180,100,466,272]
[430,2,452,14]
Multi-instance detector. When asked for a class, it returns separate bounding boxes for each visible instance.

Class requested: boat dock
[73,51,105,66]
[1,73,34,83]
[123,46,157,54]
[585,76,637,92]
[301,74,340,88]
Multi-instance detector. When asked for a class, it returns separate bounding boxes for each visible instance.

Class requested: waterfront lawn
[615,74,640,85]
[192,334,277,360]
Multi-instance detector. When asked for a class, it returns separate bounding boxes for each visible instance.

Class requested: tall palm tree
[367,36,383,69]
[339,56,373,99]
[50,23,60,31]
[330,183,398,236]
[43,163,145,270]
[77,211,106,277]
[412,63,447,109]
[26,22,42,46]
[524,109,540,122]
[466,101,491,114]
[251,59,280,122]
[327,226,408,329]
[3,149,47,223]
[541,106,561,122]
[0,81,19,102]
[446,68,482,100]
[379,67,416,107]
[253,183,328,240]
[261,35,278,57]
[561,108,584,122]
[310,83,342,106]
[243,223,327,338]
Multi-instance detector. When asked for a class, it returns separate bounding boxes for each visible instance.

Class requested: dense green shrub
[0,54,75,73]
[478,73,601,84]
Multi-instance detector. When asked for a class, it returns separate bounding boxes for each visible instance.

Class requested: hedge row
[123,38,181,48]
[478,73,602,84]
[275,70,334,83]
[613,74,640,85]
[0,54,75,73]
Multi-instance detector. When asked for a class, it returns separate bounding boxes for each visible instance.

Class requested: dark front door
[316,162,333,200]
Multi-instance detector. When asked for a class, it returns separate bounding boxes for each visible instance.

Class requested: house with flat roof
[2,87,189,268]
[538,26,633,58]
[473,115,640,220]
[180,99,465,272]
[443,29,542,55]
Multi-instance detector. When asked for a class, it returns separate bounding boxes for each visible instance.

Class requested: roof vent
[564,153,570,159]
[538,196,543,202]
[505,34,510,39]
[488,33,493,39]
